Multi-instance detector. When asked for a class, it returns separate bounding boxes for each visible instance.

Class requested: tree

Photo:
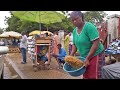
[59,11,75,32]
[42,11,74,32]
[4,15,41,33]
[0,28,4,34]
[4,11,75,33]
[83,11,108,24]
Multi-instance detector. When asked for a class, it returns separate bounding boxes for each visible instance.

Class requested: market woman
[70,11,105,79]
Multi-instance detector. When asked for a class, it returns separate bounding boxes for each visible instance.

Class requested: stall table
[33,37,53,71]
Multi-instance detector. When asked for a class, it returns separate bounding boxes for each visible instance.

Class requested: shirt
[27,38,35,55]
[57,47,67,60]
[73,22,104,60]
[20,35,27,49]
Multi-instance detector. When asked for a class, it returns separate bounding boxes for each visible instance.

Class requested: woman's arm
[84,39,99,66]
[86,39,99,60]
[70,44,77,56]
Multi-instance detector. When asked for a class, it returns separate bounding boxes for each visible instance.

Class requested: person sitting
[12,38,18,46]
[37,45,49,69]
[52,44,67,69]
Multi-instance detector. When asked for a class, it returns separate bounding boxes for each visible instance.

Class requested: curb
[5,56,27,79]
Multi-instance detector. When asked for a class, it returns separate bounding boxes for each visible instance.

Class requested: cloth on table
[105,40,120,55]
[102,62,120,79]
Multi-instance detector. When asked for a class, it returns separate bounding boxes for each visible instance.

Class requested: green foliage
[43,11,74,32]
[5,15,40,33]
[0,28,4,34]
[4,11,106,34]
[58,11,74,32]
[83,11,107,24]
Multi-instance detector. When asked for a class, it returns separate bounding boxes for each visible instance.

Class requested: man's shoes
[21,62,27,64]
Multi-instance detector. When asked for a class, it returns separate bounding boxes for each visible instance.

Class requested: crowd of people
[23,30,73,69]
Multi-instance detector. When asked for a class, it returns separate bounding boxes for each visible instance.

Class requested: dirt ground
[5,53,82,79]
[5,52,118,79]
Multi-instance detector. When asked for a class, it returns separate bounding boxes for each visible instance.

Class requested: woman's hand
[84,59,90,67]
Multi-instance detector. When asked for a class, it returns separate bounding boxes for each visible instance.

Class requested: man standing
[20,31,28,64]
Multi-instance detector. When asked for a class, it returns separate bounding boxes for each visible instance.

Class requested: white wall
[58,30,64,47]
[107,15,119,44]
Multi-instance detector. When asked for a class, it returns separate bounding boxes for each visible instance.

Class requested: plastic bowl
[63,57,86,77]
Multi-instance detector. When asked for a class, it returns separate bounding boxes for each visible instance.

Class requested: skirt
[83,51,105,79]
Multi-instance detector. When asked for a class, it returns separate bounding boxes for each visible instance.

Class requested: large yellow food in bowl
[64,56,84,69]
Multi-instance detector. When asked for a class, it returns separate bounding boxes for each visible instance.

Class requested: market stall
[105,40,120,62]
[0,31,22,53]
[33,36,53,71]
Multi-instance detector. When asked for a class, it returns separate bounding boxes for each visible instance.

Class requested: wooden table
[34,37,53,71]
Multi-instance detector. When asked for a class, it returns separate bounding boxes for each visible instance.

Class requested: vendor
[52,44,67,69]
[70,11,105,79]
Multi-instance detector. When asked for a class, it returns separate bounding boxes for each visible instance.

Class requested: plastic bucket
[63,57,86,77]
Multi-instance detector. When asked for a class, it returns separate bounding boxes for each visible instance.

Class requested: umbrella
[41,31,53,35]
[29,30,53,36]
[29,30,41,36]
[27,36,33,40]
[12,11,65,31]
[0,33,9,38]
[0,31,22,38]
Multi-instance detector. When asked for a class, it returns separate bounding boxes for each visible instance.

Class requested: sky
[0,11,120,29]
